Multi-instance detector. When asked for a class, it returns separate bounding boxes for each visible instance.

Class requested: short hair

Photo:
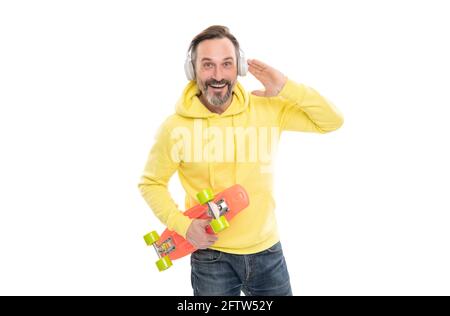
[188,25,241,68]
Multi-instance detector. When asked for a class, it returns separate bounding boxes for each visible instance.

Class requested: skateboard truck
[208,199,229,218]
[143,231,173,272]
[196,189,230,233]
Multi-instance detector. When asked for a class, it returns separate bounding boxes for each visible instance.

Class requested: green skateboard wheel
[156,255,172,271]
[210,215,230,233]
[196,188,214,205]
[143,231,160,246]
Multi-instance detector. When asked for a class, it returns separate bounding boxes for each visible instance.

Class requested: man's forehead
[196,38,236,61]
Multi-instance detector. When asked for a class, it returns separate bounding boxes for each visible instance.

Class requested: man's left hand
[247,59,288,97]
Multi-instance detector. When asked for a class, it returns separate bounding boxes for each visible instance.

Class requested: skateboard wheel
[196,188,214,205]
[143,231,160,246]
[156,255,172,272]
[210,215,230,233]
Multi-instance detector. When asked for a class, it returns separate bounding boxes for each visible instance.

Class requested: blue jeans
[191,242,292,296]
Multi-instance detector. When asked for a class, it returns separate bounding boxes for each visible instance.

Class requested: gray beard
[199,82,234,107]
[207,85,233,106]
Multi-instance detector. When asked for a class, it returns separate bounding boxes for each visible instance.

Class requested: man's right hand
[186,219,218,249]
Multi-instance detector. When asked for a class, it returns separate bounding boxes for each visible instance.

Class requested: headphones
[184,47,248,81]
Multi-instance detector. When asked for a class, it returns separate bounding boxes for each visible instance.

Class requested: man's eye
[204,63,213,68]
[224,62,232,67]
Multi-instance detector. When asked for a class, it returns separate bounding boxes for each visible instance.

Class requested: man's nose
[212,66,224,81]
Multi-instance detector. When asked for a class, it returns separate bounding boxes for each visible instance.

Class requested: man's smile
[208,82,228,93]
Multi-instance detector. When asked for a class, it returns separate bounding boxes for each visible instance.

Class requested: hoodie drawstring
[232,114,237,185]
[207,117,215,190]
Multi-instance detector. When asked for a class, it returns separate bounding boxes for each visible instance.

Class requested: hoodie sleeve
[271,78,344,133]
[138,122,193,238]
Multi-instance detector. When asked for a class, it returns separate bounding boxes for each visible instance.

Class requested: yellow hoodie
[139,78,343,254]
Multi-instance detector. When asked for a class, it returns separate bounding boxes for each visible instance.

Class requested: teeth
[210,84,226,88]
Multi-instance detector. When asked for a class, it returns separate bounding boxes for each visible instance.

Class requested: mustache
[206,79,231,86]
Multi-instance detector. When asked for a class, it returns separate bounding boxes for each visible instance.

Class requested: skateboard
[143,184,249,271]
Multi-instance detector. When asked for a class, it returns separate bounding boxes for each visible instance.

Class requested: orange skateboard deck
[144,184,249,271]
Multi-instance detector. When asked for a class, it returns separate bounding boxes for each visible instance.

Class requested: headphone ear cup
[184,57,195,81]
[238,51,248,76]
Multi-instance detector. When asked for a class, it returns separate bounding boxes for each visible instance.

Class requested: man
[139,25,344,296]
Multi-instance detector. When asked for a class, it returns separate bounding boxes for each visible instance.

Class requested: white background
[1,0,449,296]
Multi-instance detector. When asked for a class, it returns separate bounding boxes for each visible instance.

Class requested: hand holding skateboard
[143,184,249,271]
[186,219,218,249]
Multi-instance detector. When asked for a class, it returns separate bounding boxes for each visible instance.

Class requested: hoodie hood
[175,80,249,118]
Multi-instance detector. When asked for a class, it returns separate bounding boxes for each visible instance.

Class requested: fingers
[194,236,217,249]
[248,58,267,71]
[248,66,263,79]
[248,60,266,79]
[187,219,218,249]
[187,237,199,248]
[198,219,211,228]
[207,234,218,243]
[248,65,261,75]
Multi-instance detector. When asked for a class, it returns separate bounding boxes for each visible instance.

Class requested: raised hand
[247,59,288,97]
